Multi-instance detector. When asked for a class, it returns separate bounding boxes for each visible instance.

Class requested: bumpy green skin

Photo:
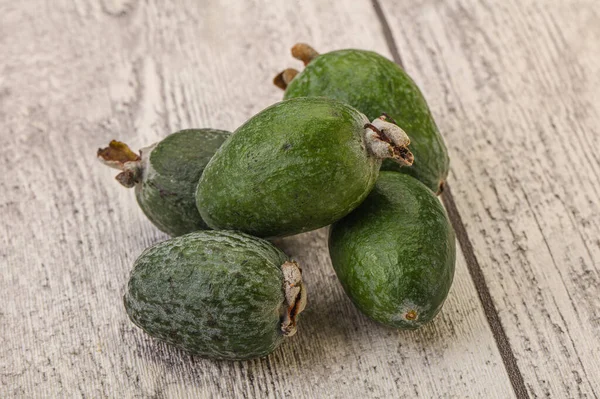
[284,49,449,194]
[135,129,229,236]
[329,172,456,329]
[196,97,379,238]
[124,230,292,360]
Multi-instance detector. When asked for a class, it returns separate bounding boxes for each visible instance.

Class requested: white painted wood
[0,0,512,397]
[380,0,600,397]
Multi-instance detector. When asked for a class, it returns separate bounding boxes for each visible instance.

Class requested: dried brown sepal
[380,112,398,125]
[376,115,414,165]
[273,68,300,90]
[396,145,415,166]
[280,261,307,337]
[364,117,414,166]
[291,43,319,66]
[115,170,138,188]
[97,140,141,169]
[97,140,142,188]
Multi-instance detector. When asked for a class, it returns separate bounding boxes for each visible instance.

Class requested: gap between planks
[370,0,529,397]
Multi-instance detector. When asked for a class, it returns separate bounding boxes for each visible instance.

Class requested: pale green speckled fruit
[124,230,307,360]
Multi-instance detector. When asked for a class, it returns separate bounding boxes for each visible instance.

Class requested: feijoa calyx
[124,230,307,360]
[329,172,456,329]
[98,128,230,236]
[196,97,413,238]
[277,44,449,194]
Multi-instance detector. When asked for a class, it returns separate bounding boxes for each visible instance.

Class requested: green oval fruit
[98,128,230,236]
[124,230,307,360]
[329,172,455,329]
[196,97,413,238]
[278,44,449,194]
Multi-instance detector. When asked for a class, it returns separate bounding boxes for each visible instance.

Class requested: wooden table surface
[2,0,599,397]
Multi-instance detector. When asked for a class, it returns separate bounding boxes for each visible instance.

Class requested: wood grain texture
[379,0,600,397]
[0,0,515,397]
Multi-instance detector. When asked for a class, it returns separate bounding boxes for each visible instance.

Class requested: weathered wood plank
[1,0,513,397]
[379,0,600,396]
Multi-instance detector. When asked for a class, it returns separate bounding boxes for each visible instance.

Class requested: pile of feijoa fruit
[98,44,456,361]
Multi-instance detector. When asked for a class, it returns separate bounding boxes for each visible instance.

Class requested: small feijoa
[124,230,307,360]
[329,172,456,329]
[98,128,230,236]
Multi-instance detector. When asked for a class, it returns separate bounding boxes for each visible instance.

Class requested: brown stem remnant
[291,43,319,66]
[273,68,300,90]
[437,180,446,195]
[405,310,418,321]
[280,261,307,337]
[97,140,143,188]
[364,116,414,166]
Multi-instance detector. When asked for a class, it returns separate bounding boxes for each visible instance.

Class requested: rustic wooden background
[1,0,599,397]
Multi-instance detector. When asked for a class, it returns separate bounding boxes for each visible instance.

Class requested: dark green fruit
[124,230,306,360]
[196,97,413,238]
[98,129,230,236]
[329,172,455,329]
[277,44,449,194]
